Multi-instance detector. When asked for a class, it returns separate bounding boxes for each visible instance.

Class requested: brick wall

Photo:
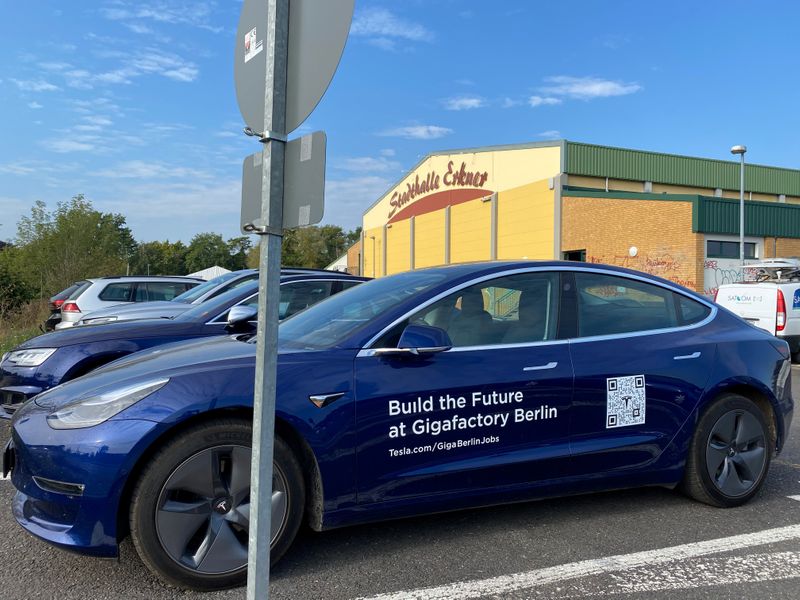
[762,237,800,259]
[561,196,702,291]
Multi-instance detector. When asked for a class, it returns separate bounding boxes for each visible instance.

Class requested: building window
[706,240,756,259]
[563,249,586,262]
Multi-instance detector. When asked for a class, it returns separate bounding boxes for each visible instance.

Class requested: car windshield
[175,281,258,322]
[275,271,447,350]
[172,272,242,303]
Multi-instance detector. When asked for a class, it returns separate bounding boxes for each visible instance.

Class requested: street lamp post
[370,235,376,277]
[731,145,747,268]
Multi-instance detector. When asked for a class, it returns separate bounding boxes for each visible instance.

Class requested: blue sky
[2,1,800,244]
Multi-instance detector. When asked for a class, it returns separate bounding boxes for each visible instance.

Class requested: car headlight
[5,348,57,367]
[47,378,169,430]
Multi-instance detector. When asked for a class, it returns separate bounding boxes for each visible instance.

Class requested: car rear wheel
[129,419,304,590]
[682,394,772,507]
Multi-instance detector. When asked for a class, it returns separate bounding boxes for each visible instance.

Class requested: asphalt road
[2,372,799,600]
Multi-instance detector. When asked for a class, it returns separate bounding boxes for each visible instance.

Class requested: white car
[55,276,203,329]
[715,259,800,360]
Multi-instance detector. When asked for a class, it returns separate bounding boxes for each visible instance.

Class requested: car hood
[26,333,326,413]
[80,303,192,323]
[14,317,202,350]
[30,335,255,410]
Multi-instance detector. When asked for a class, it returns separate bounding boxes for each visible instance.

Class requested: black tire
[681,394,772,507]
[791,351,800,364]
[129,419,305,591]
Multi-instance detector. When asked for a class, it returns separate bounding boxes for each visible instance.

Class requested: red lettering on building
[387,161,488,220]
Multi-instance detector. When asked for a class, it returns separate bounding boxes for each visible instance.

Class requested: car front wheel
[129,419,304,590]
[682,394,772,507]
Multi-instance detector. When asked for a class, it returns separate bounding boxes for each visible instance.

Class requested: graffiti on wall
[586,249,696,290]
[703,259,759,297]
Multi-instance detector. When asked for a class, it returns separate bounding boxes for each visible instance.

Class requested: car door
[354,270,574,505]
[567,270,716,476]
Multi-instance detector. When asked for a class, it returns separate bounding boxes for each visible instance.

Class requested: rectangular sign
[241,131,326,233]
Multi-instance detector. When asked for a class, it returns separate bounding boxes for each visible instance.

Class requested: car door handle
[674,352,701,361]
[523,361,558,372]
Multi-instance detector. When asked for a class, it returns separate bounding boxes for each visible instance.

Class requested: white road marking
[789,495,800,502]
[0,475,9,481]
[604,551,800,596]
[358,524,800,600]
[507,551,800,598]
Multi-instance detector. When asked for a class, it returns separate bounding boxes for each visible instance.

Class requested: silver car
[56,276,203,329]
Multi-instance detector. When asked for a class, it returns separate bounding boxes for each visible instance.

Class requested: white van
[715,259,800,360]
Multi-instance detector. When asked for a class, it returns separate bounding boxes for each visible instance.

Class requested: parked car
[0,271,367,417]
[43,281,87,332]
[76,268,340,326]
[55,276,204,330]
[3,261,792,590]
[715,259,800,361]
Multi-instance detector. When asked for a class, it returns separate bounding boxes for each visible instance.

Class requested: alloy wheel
[155,444,289,574]
[705,409,767,498]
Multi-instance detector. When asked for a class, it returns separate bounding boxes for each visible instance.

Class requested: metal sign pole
[247,0,288,598]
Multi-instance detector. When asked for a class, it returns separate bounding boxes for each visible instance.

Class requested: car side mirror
[374,324,452,357]
[226,305,258,331]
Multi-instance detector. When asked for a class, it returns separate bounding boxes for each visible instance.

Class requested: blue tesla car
[0,271,366,418]
[3,261,793,590]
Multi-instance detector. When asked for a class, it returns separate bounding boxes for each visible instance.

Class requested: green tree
[15,195,137,295]
[0,245,34,319]
[185,233,231,273]
[130,240,188,275]
[226,236,253,271]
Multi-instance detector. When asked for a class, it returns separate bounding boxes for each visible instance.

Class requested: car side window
[145,282,189,301]
[677,294,711,325]
[405,272,561,348]
[279,281,335,319]
[575,273,679,337]
[98,282,135,302]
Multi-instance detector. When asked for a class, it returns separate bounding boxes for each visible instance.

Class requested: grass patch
[0,300,49,355]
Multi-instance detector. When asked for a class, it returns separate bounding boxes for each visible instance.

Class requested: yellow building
[358,140,800,295]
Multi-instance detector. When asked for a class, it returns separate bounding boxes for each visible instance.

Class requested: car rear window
[67,280,93,301]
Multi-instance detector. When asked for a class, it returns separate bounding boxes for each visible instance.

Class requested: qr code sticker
[606,375,646,428]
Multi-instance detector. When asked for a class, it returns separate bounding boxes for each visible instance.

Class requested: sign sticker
[606,375,646,428]
[244,27,263,63]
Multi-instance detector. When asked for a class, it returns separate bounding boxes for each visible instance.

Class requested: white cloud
[50,139,97,153]
[541,76,642,100]
[83,115,113,126]
[351,8,432,49]
[28,101,43,109]
[38,62,72,72]
[528,96,562,107]
[10,78,60,92]
[502,97,522,108]
[52,49,199,88]
[125,22,155,35]
[380,125,453,140]
[537,130,561,138]
[336,156,402,173]
[0,163,37,175]
[92,160,212,180]
[100,1,222,33]
[324,175,395,230]
[443,96,485,111]
[380,149,396,157]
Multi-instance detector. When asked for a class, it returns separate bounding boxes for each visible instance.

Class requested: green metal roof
[694,196,800,238]
[565,142,800,196]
